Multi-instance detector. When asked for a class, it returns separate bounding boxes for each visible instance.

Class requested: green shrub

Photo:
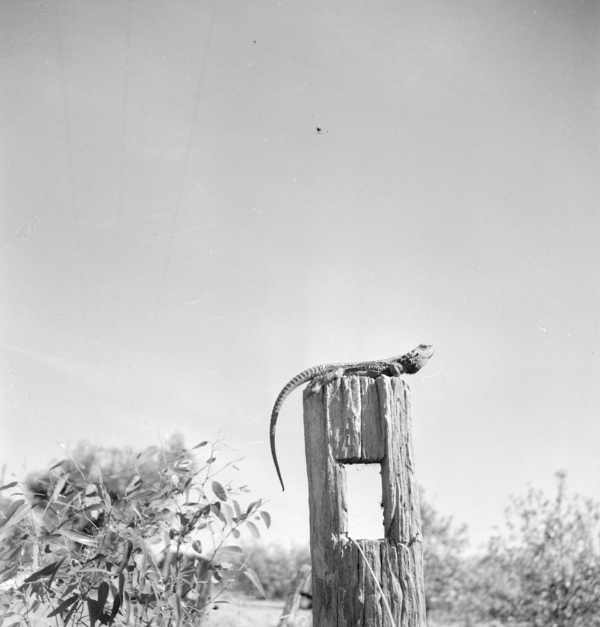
[421,491,470,616]
[235,542,310,600]
[466,472,600,626]
[0,436,269,626]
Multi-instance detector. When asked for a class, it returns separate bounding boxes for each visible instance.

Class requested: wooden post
[303,375,426,627]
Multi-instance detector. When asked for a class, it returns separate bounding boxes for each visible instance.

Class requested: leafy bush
[236,542,310,600]
[466,472,600,626]
[0,436,270,626]
[421,492,470,616]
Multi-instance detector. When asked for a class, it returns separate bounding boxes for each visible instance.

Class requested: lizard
[269,343,434,491]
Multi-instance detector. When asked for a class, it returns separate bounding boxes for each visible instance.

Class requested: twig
[349,537,395,625]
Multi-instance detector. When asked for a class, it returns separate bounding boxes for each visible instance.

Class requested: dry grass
[202,597,310,627]
[200,598,504,627]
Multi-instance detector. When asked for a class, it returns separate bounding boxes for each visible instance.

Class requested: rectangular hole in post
[343,463,384,540]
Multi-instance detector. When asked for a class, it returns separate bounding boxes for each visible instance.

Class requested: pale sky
[1,0,599,549]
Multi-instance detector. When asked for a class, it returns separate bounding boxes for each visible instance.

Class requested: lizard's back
[269,344,433,491]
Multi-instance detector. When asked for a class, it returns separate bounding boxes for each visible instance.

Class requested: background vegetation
[1,439,599,626]
[0,436,269,626]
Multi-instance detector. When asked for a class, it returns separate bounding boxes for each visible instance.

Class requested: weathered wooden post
[304,375,426,626]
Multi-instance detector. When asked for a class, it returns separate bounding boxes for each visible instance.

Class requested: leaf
[87,586,109,627]
[217,545,243,562]
[206,456,216,464]
[0,481,17,492]
[260,511,272,528]
[192,540,203,554]
[221,502,234,525]
[47,556,65,589]
[125,475,142,495]
[246,521,260,539]
[243,567,266,598]
[193,441,208,449]
[246,499,262,515]
[97,581,109,606]
[110,573,127,624]
[9,502,30,527]
[0,501,29,538]
[0,544,21,564]
[48,476,67,506]
[233,500,243,519]
[110,592,122,621]
[0,499,26,528]
[63,600,79,625]
[211,502,227,526]
[87,598,99,627]
[24,558,64,583]
[61,583,79,599]
[0,563,18,585]
[48,594,79,618]
[117,540,133,574]
[231,528,241,539]
[48,459,66,472]
[212,480,227,501]
[57,528,98,547]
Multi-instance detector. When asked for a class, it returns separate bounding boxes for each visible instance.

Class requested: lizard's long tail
[270,364,333,491]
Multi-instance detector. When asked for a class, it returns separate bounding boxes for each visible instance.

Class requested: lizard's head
[415,344,434,358]
[400,344,434,373]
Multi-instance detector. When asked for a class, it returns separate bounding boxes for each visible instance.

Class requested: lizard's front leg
[386,363,403,376]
